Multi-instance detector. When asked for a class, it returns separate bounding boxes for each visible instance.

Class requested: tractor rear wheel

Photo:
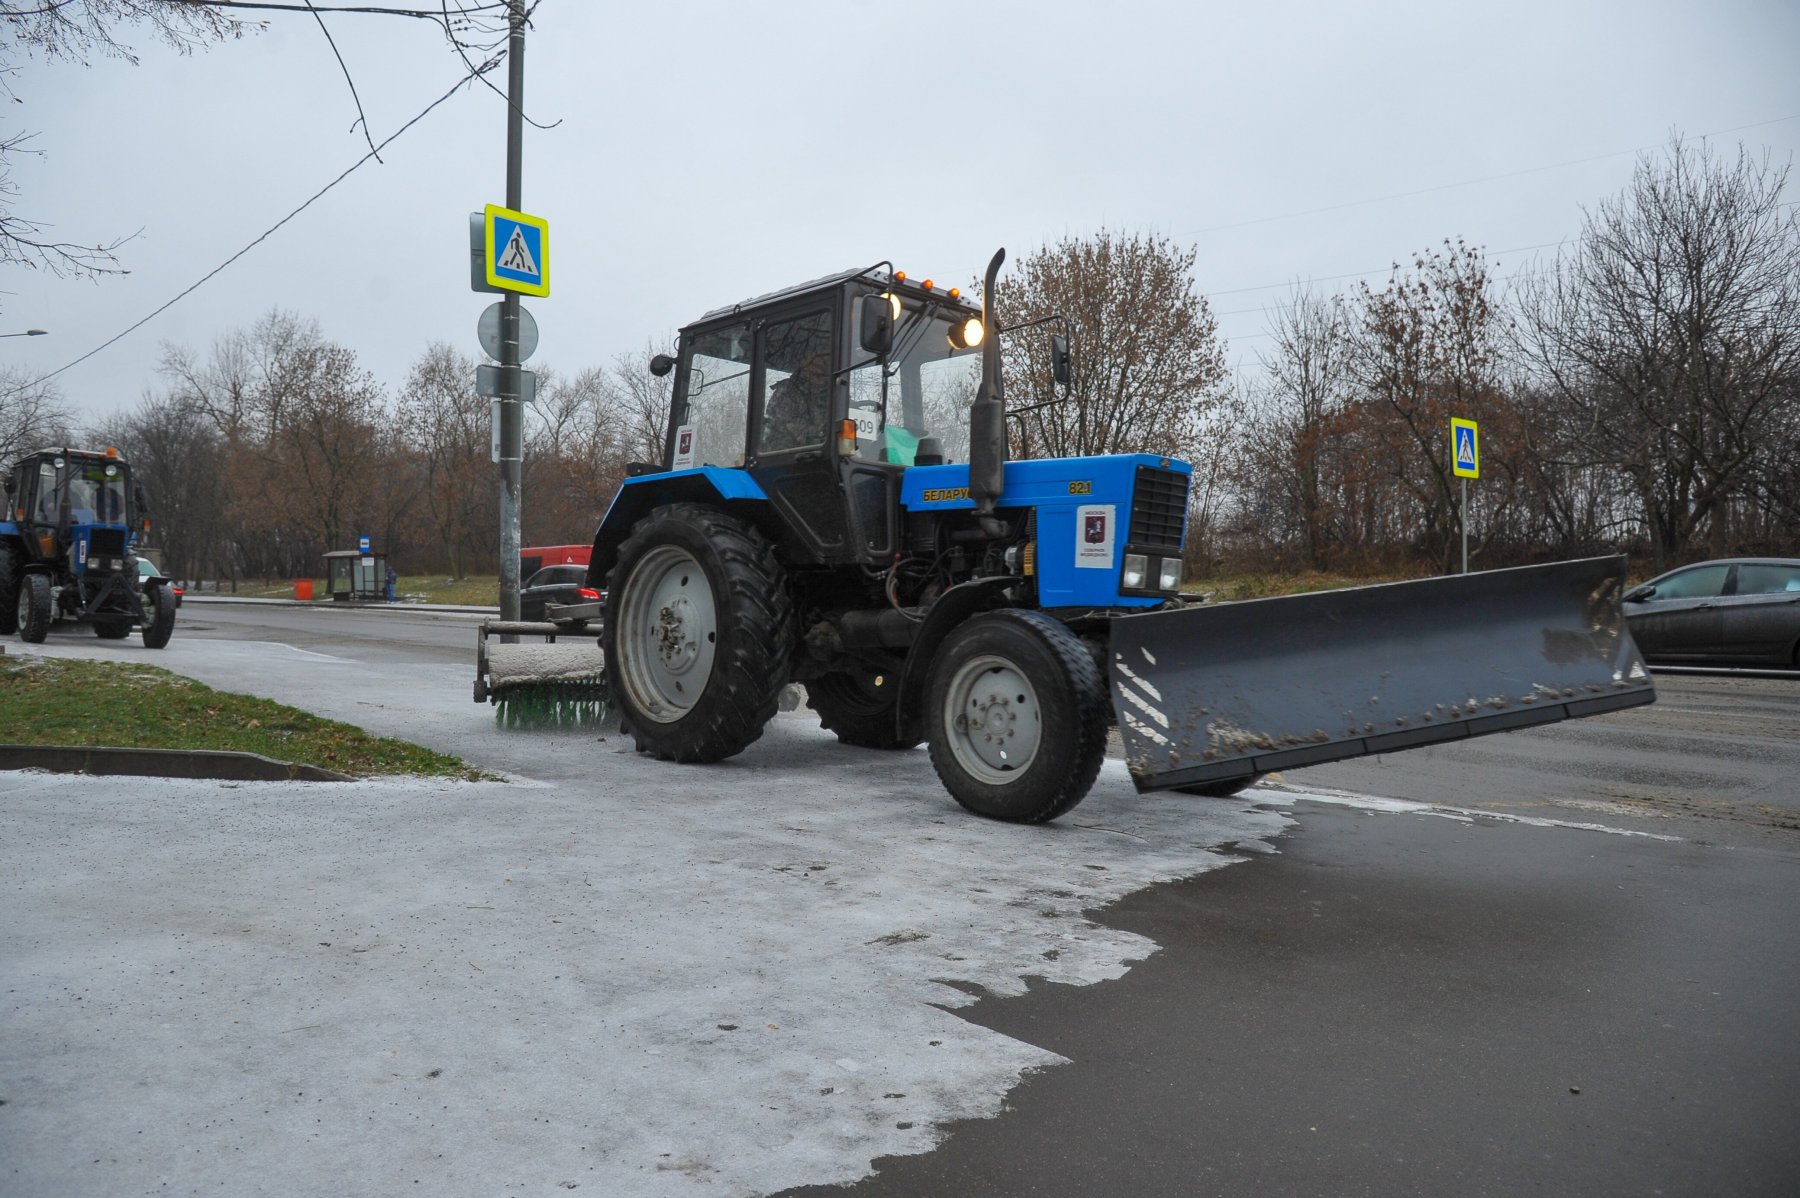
[141,583,176,649]
[0,545,19,635]
[93,616,132,639]
[603,503,795,763]
[17,573,51,644]
[807,667,921,750]
[925,609,1108,823]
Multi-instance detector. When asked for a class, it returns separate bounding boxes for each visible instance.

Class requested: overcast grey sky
[8,0,1799,425]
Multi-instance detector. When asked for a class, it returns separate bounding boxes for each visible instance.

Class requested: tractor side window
[32,464,57,525]
[758,310,834,455]
[677,322,752,468]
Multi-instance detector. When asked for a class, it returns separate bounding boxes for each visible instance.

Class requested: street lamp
[0,329,47,338]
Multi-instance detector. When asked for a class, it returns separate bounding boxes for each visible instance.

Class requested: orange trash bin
[294,579,314,601]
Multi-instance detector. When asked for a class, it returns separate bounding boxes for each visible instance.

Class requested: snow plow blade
[1110,556,1656,793]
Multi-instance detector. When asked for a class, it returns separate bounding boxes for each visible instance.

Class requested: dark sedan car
[520,564,599,623]
[1623,558,1800,667]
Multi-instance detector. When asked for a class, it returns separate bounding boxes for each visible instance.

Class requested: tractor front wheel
[807,667,921,750]
[141,583,176,649]
[17,573,51,643]
[603,503,794,763]
[925,609,1108,823]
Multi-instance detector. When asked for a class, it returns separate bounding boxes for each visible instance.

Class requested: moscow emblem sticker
[1075,504,1115,569]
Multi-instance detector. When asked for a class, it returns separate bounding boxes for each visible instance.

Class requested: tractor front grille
[88,528,127,558]
[1129,466,1189,549]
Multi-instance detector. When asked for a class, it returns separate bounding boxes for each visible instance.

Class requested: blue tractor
[1,447,176,648]
[482,251,1654,822]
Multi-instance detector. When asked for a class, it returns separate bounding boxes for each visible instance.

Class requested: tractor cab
[652,267,988,567]
[5,448,140,568]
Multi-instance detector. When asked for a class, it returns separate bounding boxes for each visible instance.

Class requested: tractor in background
[1,446,176,648]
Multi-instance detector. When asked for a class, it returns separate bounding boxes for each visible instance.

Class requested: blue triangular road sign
[1456,427,1476,469]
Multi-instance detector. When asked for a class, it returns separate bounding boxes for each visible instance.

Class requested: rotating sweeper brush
[474,611,609,728]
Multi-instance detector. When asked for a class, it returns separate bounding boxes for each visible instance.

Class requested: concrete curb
[0,744,356,782]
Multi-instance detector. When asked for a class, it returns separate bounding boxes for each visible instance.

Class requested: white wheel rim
[614,545,717,724]
[942,653,1042,784]
[17,587,29,629]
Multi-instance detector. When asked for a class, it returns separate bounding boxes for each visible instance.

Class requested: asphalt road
[23,598,1800,1195]
[782,806,1800,1198]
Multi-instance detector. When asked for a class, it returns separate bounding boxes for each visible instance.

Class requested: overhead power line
[8,62,495,398]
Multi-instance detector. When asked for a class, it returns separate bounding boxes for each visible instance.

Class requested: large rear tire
[141,583,176,649]
[925,609,1108,823]
[603,503,795,763]
[0,545,19,635]
[17,572,51,644]
[807,667,921,750]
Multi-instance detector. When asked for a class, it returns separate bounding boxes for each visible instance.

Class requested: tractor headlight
[947,316,984,350]
[1123,553,1148,590]
[1158,557,1182,591]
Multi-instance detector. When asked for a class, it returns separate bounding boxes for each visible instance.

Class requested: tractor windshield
[65,461,129,525]
[848,303,981,467]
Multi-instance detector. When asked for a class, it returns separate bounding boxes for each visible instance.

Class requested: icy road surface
[2,635,1291,1196]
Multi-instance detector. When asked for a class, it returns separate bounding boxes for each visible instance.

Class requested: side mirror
[1624,585,1654,603]
[1050,334,1072,387]
[649,353,676,378]
[859,293,894,356]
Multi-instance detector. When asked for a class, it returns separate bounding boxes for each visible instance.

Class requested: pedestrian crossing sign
[1451,417,1479,479]
[484,204,550,297]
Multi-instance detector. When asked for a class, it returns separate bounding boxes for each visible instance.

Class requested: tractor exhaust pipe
[967,248,1007,536]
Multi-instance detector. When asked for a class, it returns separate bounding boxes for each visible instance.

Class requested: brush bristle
[493,679,611,728]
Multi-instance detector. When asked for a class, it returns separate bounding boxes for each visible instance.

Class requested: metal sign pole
[1461,477,1468,574]
[497,2,526,626]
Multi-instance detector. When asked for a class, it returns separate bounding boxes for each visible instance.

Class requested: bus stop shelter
[322,549,386,601]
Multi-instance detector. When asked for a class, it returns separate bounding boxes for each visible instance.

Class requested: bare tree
[0,1,258,284]
[995,230,1231,463]
[602,341,676,466]
[157,309,389,575]
[396,342,492,576]
[1514,137,1800,569]
[1238,287,1354,568]
[0,364,74,466]
[1342,239,1511,573]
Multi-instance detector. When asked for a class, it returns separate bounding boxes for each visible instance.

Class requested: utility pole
[497,1,527,624]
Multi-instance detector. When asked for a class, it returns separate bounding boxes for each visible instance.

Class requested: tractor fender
[893,575,1021,743]
[586,467,770,586]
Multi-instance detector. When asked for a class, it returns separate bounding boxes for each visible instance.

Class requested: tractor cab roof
[687,263,982,334]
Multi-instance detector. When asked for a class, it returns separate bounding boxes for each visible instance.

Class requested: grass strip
[1187,569,1422,602]
[0,656,493,780]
